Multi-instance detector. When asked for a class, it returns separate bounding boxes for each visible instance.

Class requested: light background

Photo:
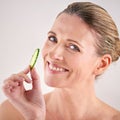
[0,0,120,111]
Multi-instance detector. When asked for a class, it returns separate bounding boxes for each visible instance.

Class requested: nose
[48,45,64,61]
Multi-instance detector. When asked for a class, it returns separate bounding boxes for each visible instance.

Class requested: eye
[68,43,80,52]
[48,36,57,43]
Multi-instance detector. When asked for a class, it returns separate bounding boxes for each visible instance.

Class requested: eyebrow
[48,31,56,35]
[47,31,84,48]
[67,39,84,48]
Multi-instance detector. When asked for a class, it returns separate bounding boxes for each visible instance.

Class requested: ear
[94,54,112,76]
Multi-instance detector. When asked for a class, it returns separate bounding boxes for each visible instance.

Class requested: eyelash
[48,36,57,43]
[47,35,80,52]
[67,43,80,52]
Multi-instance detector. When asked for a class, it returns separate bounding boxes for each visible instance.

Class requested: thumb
[30,67,41,90]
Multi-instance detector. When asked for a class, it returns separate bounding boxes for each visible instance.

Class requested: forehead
[51,13,97,47]
[54,13,89,34]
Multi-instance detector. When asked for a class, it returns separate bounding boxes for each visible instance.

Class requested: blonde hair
[59,2,120,62]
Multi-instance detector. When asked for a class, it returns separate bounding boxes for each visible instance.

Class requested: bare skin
[0,94,120,120]
[44,91,120,120]
[0,13,120,120]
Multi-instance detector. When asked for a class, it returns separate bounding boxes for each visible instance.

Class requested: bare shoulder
[112,111,120,120]
[0,100,24,120]
[98,99,120,120]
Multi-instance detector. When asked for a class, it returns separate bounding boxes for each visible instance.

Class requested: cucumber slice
[30,48,40,70]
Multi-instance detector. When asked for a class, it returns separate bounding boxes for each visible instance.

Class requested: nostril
[54,54,64,61]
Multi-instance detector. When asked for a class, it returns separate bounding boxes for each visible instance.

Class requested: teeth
[49,63,65,72]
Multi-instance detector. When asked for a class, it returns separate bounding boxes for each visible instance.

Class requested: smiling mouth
[47,62,69,72]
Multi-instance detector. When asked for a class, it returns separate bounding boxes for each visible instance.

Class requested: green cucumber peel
[30,48,40,70]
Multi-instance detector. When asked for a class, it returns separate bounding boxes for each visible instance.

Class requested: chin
[44,78,66,88]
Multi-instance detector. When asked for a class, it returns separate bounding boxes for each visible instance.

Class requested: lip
[47,61,69,73]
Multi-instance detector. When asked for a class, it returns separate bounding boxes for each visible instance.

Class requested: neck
[49,80,98,119]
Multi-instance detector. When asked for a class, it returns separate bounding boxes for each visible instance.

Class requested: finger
[3,74,25,89]
[19,66,30,74]
[4,74,24,84]
[3,77,24,96]
[18,73,31,83]
[4,80,20,88]
[4,74,27,83]
[3,74,31,92]
[30,67,41,90]
[3,81,20,93]
[18,66,32,83]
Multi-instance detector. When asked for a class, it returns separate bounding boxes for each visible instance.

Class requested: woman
[0,2,120,120]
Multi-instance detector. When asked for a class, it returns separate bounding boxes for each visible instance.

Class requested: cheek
[41,44,49,59]
[41,47,46,59]
[67,55,92,75]
[67,54,80,68]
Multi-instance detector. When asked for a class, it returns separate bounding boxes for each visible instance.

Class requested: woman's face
[42,13,100,88]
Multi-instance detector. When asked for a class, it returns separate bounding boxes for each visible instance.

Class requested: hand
[2,66,46,120]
